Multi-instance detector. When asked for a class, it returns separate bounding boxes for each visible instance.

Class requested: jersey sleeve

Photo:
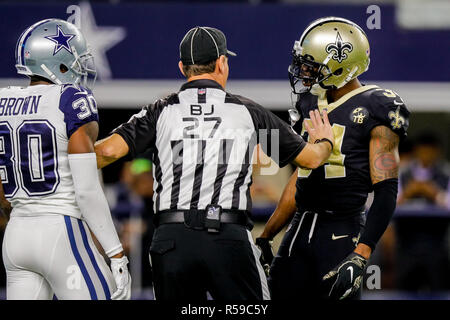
[367,88,410,139]
[58,85,99,138]
[111,104,158,158]
[238,95,306,168]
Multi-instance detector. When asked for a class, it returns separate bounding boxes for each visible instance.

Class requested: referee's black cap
[180,26,237,65]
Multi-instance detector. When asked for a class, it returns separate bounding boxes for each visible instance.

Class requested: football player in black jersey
[256,17,410,300]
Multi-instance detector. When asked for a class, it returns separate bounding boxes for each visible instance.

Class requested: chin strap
[40,64,62,84]
[338,65,359,88]
[322,52,334,65]
[310,84,327,99]
[345,65,359,82]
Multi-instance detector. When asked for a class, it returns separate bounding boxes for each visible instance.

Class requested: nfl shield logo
[198,88,206,95]
[25,51,31,59]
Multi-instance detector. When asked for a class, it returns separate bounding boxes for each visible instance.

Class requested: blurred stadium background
[0,0,449,300]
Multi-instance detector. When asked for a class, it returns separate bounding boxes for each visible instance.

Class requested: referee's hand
[255,237,274,277]
[304,109,334,151]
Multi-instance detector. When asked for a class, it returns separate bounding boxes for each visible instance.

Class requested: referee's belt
[154,209,253,230]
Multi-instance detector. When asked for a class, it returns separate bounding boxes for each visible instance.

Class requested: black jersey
[293,85,410,213]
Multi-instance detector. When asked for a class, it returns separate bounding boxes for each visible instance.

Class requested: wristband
[314,138,334,151]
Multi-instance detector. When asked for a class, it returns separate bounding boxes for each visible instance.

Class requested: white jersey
[0,83,98,218]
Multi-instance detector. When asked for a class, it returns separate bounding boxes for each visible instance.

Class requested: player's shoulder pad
[59,84,96,115]
[367,87,410,139]
[58,84,98,138]
[60,83,92,101]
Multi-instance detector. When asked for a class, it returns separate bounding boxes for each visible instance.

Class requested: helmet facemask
[288,47,335,98]
[38,50,96,90]
[67,46,97,89]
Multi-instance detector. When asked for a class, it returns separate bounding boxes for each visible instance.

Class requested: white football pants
[2,214,116,300]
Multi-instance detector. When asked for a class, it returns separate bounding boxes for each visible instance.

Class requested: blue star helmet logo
[45,25,76,55]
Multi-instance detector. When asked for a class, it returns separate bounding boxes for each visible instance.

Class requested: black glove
[255,237,274,277]
[322,252,367,300]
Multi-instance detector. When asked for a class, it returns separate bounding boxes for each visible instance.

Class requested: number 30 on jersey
[0,120,59,197]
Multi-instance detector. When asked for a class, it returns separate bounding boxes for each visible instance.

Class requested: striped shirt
[113,79,305,213]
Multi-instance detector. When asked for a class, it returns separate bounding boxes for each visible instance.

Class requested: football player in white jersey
[0,19,131,300]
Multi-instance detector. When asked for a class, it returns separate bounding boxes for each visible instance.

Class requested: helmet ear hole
[333,68,343,76]
[60,64,68,73]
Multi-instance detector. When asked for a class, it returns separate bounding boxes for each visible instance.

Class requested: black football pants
[269,210,365,300]
[149,223,270,300]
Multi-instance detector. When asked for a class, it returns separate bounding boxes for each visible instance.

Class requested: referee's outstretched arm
[94,108,333,170]
[93,101,334,171]
[95,133,130,169]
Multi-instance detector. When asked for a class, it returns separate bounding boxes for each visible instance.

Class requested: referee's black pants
[149,223,270,300]
[269,210,365,300]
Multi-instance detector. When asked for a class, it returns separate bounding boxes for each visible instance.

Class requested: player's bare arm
[0,181,12,220]
[354,125,400,259]
[256,168,298,270]
[68,121,99,154]
[369,125,400,184]
[293,109,334,169]
[260,168,298,240]
[94,133,130,169]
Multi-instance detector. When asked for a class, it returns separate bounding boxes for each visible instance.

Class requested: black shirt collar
[179,79,224,92]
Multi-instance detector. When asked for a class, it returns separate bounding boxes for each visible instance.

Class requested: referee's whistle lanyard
[288,211,318,257]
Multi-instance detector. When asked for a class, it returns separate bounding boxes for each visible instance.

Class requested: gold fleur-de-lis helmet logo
[325,31,353,63]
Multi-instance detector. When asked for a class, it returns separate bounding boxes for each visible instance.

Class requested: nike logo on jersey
[331,233,349,240]
[393,100,404,105]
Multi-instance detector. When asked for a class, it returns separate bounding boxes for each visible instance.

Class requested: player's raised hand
[110,256,132,300]
[304,109,335,152]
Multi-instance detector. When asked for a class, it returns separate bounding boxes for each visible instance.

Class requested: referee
[95,26,334,300]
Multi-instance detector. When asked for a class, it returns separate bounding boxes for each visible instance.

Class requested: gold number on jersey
[324,124,346,178]
[382,89,397,98]
[298,120,346,179]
